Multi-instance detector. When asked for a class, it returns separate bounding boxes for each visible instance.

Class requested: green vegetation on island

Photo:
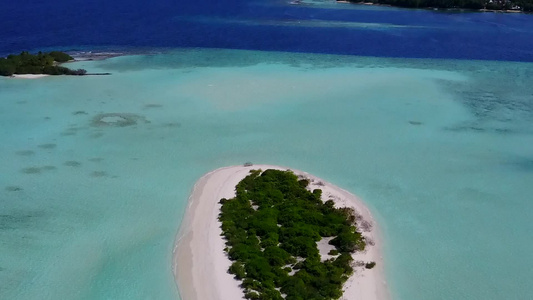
[0,51,87,77]
[345,0,533,12]
[219,169,369,300]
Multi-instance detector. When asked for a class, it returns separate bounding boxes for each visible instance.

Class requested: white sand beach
[11,74,49,79]
[173,165,389,300]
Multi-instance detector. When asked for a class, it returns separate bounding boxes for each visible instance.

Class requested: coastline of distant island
[174,165,389,300]
[339,0,532,12]
[0,51,111,78]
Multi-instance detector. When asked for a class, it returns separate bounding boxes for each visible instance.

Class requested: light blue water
[1,49,532,299]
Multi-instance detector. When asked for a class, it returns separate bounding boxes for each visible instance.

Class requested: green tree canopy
[219,169,367,299]
[0,51,85,76]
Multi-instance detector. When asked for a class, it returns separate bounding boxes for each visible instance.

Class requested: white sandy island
[11,74,49,79]
[173,164,390,300]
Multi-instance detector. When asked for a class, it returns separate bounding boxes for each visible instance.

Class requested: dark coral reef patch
[91,113,149,128]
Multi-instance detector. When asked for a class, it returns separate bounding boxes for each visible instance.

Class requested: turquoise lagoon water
[1,49,533,299]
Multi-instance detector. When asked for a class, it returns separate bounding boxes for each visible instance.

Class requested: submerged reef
[91,113,149,128]
[38,143,56,149]
[21,166,56,174]
[91,171,107,177]
[64,161,82,167]
[5,186,23,192]
[16,150,35,156]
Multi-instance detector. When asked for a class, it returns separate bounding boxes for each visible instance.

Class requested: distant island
[344,0,532,12]
[0,51,87,77]
[219,169,370,299]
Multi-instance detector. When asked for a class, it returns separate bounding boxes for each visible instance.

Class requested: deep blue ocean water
[1,0,533,61]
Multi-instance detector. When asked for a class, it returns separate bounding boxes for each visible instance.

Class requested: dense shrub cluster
[47,51,74,63]
[219,169,366,300]
[0,51,86,76]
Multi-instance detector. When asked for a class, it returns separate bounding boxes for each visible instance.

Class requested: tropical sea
[1,1,533,300]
